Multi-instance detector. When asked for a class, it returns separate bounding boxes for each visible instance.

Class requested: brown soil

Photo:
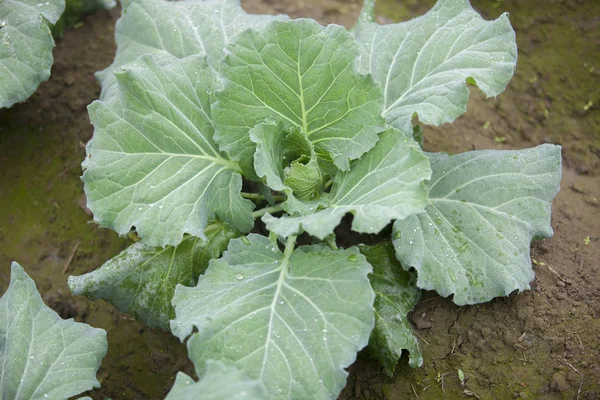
[0,1,598,399]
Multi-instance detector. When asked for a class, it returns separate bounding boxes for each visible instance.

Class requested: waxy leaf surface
[165,361,267,400]
[98,0,287,98]
[360,243,422,375]
[0,263,107,400]
[0,0,65,108]
[171,234,375,399]
[84,55,254,247]
[215,18,385,174]
[263,128,431,239]
[393,144,561,305]
[69,223,237,329]
[354,0,517,134]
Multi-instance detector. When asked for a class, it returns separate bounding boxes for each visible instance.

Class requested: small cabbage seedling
[68,0,561,398]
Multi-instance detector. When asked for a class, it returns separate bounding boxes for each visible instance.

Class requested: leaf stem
[325,235,338,250]
[241,192,263,201]
[282,235,297,263]
[242,192,286,202]
[253,205,284,219]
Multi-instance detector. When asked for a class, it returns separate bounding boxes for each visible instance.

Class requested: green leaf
[0,263,107,400]
[84,55,254,247]
[250,120,289,193]
[165,361,267,400]
[214,18,385,174]
[283,132,325,201]
[97,0,287,98]
[360,243,422,375]
[393,144,562,305]
[353,0,517,134]
[171,234,375,400]
[68,222,237,330]
[0,0,65,108]
[250,120,324,203]
[263,127,432,239]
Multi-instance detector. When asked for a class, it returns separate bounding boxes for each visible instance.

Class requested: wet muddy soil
[0,0,598,399]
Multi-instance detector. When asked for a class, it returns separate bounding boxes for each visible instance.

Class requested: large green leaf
[0,0,65,108]
[393,144,562,305]
[171,234,375,400]
[97,0,287,98]
[354,0,517,134]
[165,361,267,400]
[214,18,385,174]
[68,222,237,330]
[360,243,422,376]
[263,127,431,239]
[84,55,254,247]
[0,263,107,400]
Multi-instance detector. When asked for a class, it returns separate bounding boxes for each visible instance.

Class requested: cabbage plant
[68,0,562,398]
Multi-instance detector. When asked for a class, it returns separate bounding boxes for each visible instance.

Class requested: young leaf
[354,0,517,134]
[0,263,107,400]
[165,361,267,400]
[84,55,254,247]
[68,222,237,330]
[214,18,385,173]
[171,234,375,400]
[393,144,562,305]
[250,120,290,193]
[0,0,65,108]
[263,127,432,239]
[251,120,324,203]
[360,243,423,376]
[97,0,287,98]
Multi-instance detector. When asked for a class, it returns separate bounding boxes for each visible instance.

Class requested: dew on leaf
[234,273,244,281]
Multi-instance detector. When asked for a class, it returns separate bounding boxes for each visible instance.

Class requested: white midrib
[296,27,309,134]
[94,149,240,172]
[259,235,297,381]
